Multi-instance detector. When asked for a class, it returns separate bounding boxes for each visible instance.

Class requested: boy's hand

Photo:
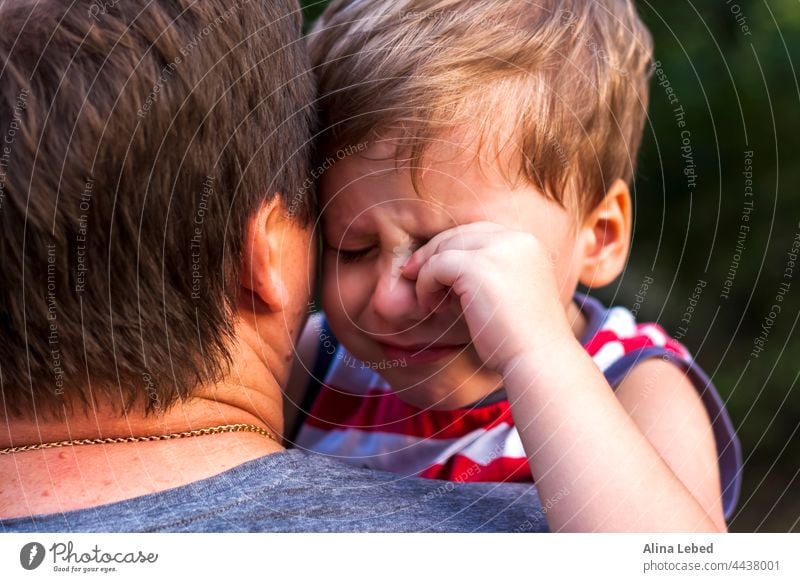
[401,222,574,376]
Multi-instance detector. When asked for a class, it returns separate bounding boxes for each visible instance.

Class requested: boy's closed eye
[322,234,378,263]
[324,236,431,264]
[333,245,376,264]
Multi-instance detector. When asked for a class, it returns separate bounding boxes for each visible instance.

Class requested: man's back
[1,450,547,533]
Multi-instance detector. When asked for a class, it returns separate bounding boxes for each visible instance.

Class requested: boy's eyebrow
[321,222,373,244]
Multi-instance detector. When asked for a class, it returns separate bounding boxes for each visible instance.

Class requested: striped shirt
[295,293,742,519]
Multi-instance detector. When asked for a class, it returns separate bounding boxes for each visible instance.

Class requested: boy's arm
[403,221,725,532]
[501,340,725,532]
[615,359,727,530]
[282,312,324,443]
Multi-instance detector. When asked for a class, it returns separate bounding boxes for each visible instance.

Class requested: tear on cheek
[390,238,414,290]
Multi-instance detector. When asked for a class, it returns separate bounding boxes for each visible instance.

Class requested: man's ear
[577,179,632,288]
[241,197,289,312]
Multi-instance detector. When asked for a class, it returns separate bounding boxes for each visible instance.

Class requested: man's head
[309,0,653,407]
[0,0,315,417]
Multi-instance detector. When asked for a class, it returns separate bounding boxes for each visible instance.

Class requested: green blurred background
[300,0,800,532]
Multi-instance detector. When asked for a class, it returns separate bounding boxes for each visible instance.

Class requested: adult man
[0,0,546,532]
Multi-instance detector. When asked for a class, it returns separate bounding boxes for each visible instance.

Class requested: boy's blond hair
[309,0,653,214]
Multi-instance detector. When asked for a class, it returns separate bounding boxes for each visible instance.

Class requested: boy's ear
[241,196,289,312]
[577,179,632,288]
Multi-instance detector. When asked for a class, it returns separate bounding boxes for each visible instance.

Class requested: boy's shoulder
[574,292,693,376]
[577,294,742,522]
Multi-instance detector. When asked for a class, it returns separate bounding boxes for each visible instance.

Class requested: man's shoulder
[203,450,548,532]
[1,450,548,533]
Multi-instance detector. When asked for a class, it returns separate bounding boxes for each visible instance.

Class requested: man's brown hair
[309,0,653,214]
[0,0,314,416]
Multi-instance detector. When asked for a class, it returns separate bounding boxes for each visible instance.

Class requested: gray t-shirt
[1,449,548,532]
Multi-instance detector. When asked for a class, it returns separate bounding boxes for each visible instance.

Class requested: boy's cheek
[320,250,337,275]
[319,273,338,314]
[320,269,358,323]
[321,256,369,304]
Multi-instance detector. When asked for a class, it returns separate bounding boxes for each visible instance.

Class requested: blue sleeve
[604,347,743,521]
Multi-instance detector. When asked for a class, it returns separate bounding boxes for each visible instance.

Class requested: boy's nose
[369,252,427,326]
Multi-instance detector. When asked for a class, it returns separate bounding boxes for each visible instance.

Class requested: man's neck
[0,327,287,520]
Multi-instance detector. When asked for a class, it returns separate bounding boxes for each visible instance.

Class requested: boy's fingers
[402,224,504,279]
[414,249,472,311]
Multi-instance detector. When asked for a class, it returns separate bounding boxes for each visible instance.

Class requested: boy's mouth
[376,341,469,365]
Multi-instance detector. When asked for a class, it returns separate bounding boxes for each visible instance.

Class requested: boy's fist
[401,222,573,376]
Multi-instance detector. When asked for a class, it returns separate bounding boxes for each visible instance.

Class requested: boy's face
[320,137,588,409]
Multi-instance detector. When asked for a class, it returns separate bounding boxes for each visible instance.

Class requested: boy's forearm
[501,336,721,532]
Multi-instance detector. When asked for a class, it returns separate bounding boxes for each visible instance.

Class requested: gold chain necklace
[0,423,276,455]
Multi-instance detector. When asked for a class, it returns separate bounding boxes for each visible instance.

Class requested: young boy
[288,0,742,531]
